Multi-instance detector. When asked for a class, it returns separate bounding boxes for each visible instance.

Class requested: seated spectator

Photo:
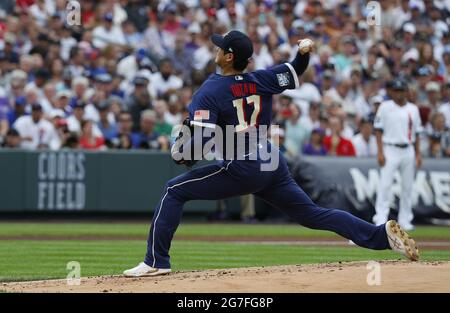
[302,128,327,156]
[351,119,378,157]
[67,100,86,134]
[117,133,133,150]
[284,103,310,156]
[132,110,169,151]
[427,133,443,158]
[1,129,21,149]
[67,100,102,137]
[127,76,152,132]
[79,120,105,150]
[7,97,27,126]
[269,127,287,156]
[424,82,442,111]
[153,100,173,137]
[165,94,183,126]
[97,100,118,143]
[49,109,71,145]
[151,58,183,99]
[51,90,72,116]
[427,112,450,158]
[323,116,356,156]
[13,103,61,150]
[92,13,126,49]
[299,101,321,133]
[111,111,134,149]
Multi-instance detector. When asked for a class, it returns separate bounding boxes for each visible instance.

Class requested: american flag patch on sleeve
[194,110,210,121]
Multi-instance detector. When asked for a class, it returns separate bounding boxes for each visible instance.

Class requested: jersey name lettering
[230,83,257,98]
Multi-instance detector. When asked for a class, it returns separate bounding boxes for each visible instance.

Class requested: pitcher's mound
[3,261,450,293]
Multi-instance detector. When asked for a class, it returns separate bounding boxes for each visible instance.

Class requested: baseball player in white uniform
[373,79,423,231]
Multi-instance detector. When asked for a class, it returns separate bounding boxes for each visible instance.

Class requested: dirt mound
[3,261,450,293]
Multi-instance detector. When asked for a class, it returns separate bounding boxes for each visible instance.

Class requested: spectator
[1,128,21,148]
[427,133,443,158]
[117,48,157,83]
[153,100,173,137]
[269,126,287,156]
[351,119,378,157]
[51,90,71,116]
[165,94,183,126]
[0,0,448,158]
[332,36,356,73]
[6,97,27,127]
[92,13,126,49]
[425,81,442,111]
[167,35,194,83]
[13,103,60,150]
[67,100,86,135]
[323,116,356,156]
[97,100,118,144]
[132,109,169,151]
[427,112,450,158]
[79,120,105,150]
[284,103,310,157]
[49,110,72,148]
[127,76,152,132]
[300,101,321,133]
[302,128,327,156]
[151,58,183,99]
[112,111,134,149]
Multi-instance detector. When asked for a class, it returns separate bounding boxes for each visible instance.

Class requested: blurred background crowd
[0,0,449,158]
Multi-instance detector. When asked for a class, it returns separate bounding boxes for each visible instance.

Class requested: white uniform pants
[374,145,415,227]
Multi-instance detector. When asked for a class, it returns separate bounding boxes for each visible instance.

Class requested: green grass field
[1,222,449,282]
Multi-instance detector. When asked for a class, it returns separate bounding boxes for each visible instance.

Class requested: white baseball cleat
[123,262,171,277]
[385,220,420,261]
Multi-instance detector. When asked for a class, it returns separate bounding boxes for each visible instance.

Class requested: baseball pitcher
[124,31,419,277]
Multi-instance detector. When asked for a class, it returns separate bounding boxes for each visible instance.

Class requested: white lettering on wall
[37,152,86,211]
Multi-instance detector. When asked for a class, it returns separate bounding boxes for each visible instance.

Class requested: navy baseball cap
[73,100,86,109]
[31,103,43,111]
[391,79,408,91]
[15,96,26,106]
[211,30,253,62]
[103,13,113,22]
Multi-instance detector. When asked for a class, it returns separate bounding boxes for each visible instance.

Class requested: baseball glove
[171,117,198,167]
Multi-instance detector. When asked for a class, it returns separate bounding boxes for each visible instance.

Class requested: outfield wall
[0,150,215,213]
[0,150,449,223]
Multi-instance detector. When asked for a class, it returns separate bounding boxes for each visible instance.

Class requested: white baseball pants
[374,145,415,227]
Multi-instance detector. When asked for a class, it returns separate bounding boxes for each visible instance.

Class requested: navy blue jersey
[188,63,299,159]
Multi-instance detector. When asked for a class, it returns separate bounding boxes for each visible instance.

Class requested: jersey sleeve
[188,91,219,129]
[373,104,385,131]
[251,63,300,95]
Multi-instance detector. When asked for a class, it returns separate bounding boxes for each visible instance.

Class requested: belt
[384,143,411,149]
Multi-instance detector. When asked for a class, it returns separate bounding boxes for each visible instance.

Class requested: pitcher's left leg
[256,177,389,250]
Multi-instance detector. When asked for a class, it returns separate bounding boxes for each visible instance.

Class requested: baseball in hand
[298,39,314,54]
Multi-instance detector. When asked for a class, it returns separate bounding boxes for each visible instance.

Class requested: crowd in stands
[0,0,449,158]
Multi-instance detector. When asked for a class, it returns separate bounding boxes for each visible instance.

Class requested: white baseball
[298,39,314,54]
